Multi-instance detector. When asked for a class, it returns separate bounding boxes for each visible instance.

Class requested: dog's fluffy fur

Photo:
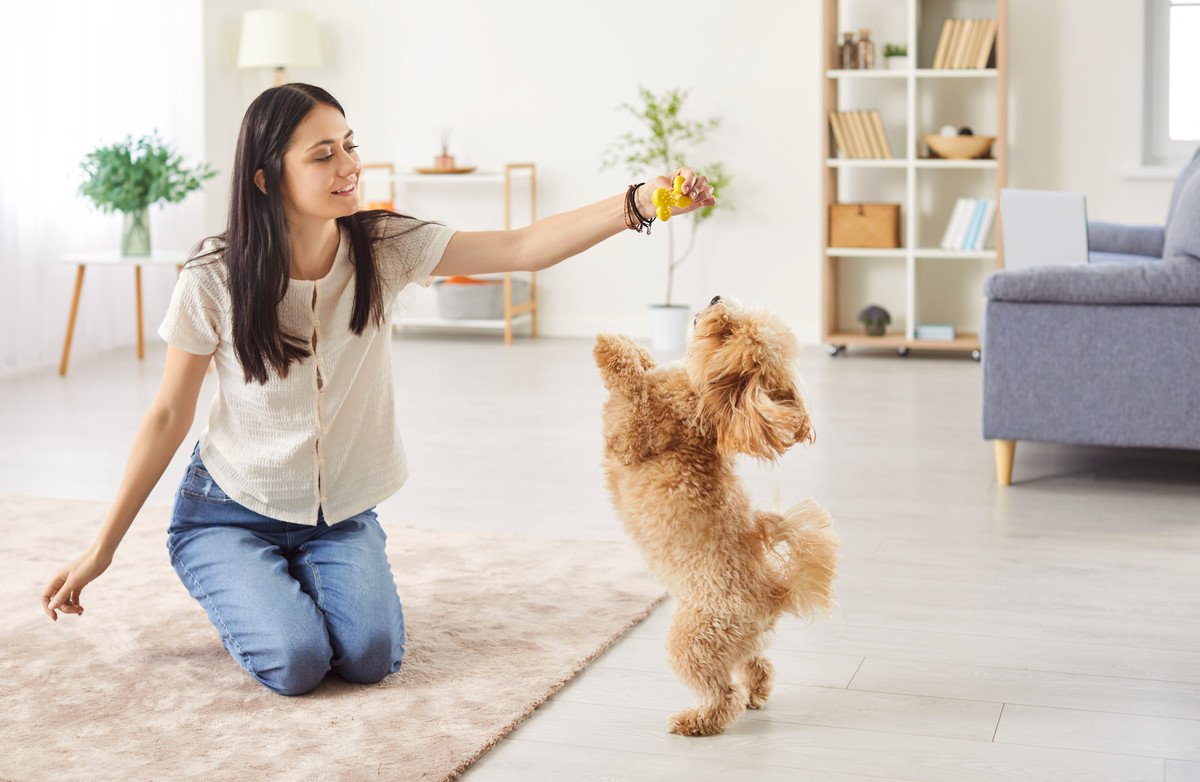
[593,298,840,736]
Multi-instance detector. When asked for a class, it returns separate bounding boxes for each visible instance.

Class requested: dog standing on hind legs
[593,295,840,737]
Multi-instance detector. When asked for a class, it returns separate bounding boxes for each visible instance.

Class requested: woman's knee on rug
[253,627,336,696]
[331,622,405,684]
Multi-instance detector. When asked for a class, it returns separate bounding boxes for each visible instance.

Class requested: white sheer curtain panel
[0,1,206,378]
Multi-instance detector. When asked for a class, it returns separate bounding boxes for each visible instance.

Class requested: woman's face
[257,103,362,221]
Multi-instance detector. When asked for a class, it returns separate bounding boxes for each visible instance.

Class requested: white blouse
[157,216,457,525]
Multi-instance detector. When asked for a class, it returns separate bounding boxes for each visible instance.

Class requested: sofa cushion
[1163,146,1200,262]
[983,257,1200,304]
[1088,251,1160,265]
[1087,221,1164,257]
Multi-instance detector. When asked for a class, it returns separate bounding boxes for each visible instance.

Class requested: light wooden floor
[4,333,1200,781]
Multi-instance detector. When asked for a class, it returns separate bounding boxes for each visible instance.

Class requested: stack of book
[932,18,998,69]
[915,323,957,341]
[940,197,995,251]
[828,110,893,159]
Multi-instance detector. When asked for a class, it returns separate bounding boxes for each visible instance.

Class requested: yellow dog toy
[651,175,693,221]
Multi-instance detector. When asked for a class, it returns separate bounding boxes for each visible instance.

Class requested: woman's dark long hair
[186,83,440,385]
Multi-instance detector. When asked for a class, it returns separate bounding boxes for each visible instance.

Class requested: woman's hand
[637,167,717,220]
[42,544,112,621]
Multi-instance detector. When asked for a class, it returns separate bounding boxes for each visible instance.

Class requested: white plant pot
[648,304,691,353]
[886,56,910,71]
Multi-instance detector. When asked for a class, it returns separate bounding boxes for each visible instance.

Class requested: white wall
[1008,0,1173,223]
[198,0,1179,346]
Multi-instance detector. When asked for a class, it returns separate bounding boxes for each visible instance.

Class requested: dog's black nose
[709,295,722,306]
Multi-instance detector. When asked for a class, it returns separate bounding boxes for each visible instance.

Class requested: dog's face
[684,296,814,461]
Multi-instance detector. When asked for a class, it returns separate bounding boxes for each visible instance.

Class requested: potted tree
[600,85,733,351]
[78,129,216,256]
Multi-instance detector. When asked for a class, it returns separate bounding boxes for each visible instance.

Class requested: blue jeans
[166,441,405,696]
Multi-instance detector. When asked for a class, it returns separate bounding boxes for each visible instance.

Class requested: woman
[40,83,717,696]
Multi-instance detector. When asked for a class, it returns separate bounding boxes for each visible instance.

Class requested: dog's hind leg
[664,608,754,736]
[737,655,775,709]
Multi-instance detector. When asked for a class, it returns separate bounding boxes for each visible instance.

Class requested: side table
[58,250,200,376]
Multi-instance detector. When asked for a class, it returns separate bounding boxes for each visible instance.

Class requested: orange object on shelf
[365,200,395,211]
[443,275,490,284]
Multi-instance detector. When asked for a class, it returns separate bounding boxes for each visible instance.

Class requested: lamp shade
[236,10,322,69]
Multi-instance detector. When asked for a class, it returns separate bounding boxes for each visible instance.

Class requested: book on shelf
[915,323,957,341]
[931,18,954,69]
[938,197,995,251]
[828,110,892,159]
[932,18,997,69]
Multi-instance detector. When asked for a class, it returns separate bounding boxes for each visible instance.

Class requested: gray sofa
[980,148,1200,485]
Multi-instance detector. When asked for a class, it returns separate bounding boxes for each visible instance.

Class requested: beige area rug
[0,495,667,782]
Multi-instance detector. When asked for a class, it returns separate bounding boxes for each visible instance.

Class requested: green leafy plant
[883,43,908,58]
[78,129,216,215]
[599,85,733,306]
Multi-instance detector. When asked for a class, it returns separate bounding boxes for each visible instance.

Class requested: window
[1145,0,1200,165]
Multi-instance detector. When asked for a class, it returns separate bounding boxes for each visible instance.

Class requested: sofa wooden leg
[994,439,1016,486]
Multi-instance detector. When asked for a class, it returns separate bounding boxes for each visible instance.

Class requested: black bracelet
[627,182,655,235]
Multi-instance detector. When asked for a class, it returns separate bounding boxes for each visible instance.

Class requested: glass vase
[121,206,151,256]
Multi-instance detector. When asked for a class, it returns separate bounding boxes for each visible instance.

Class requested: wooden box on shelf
[829,203,901,248]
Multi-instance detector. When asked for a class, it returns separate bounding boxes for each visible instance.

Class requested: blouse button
[314,319,321,326]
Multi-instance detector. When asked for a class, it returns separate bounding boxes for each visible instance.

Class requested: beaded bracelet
[625,182,655,235]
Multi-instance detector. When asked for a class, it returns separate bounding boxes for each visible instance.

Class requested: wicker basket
[433,277,530,320]
[828,203,901,248]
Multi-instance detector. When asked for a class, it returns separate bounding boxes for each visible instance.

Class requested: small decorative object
[416,124,477,173]
[434,124,455,169]
[938,124,958,137]
[77,130,216,256]
[840,32,858,69]
[858,304,891,337]
[883,42,909,70]
[924,133,995,160]
[957,126,975,136]
[855,28,875,69]
[651,175,694,221]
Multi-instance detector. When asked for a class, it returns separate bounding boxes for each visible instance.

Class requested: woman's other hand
[42,545,112,621]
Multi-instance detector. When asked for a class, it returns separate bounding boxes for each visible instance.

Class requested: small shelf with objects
[821,0,1007,360]
[358,161,539,345]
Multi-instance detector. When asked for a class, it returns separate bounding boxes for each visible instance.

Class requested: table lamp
[236,9,322,87]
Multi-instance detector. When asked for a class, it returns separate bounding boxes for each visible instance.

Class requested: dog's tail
[755,499,840,620]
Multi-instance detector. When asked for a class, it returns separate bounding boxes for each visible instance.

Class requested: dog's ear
[697,373,813,460]
[593,333,655,394]
[687,306,814,460]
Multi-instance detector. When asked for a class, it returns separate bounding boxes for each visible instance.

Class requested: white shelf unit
[359,162,539,345]
[821,0,1007,358]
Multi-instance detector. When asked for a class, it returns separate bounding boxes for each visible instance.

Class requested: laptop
[998,188,1089,269]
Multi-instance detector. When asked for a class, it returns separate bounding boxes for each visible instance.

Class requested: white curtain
[0,1,206,378]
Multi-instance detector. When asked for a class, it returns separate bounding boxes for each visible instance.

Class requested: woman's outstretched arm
[429,167,716,277]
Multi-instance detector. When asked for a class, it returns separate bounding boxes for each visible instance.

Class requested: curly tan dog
[593,295,840,737]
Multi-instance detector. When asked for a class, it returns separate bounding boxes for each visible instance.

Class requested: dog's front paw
[667,708,726,736]
[593,333,654,393]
